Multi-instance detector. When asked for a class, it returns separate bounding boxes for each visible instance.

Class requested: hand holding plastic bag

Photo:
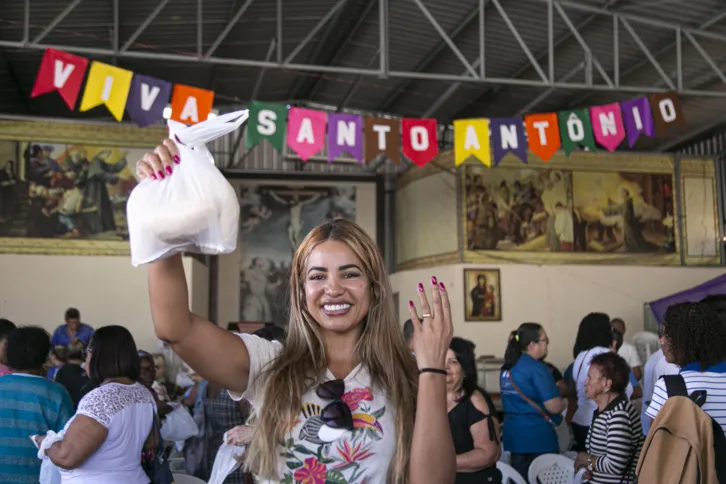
[208,433,246,484]
[127,110,247,267]
[160,403,199,442]
[32,431,64,484]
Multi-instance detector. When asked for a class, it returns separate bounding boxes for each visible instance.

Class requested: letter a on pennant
[286,107,327,162]
[31,48,89,110]
[79,61,134,121]
[524,113,560,162]
[454,119,490,166]
[170,84,215,125]
[590,103,625,152]
[402,119,439,167]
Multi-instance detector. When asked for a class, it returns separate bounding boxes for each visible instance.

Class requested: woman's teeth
[323,304,351,312]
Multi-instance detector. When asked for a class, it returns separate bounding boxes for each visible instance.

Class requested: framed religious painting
[463,268,502,322]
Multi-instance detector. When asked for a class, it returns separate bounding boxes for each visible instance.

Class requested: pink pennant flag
[590,103,625,152]
[286,107,327,161]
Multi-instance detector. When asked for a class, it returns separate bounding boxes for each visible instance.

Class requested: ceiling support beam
[32,0,84,44]
[120,0,170,53]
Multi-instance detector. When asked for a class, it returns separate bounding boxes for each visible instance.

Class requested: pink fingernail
[173,155,180,164]
[409,300,415,308]
[417,283,424,292]
[151,173,157,181]
[431,276,438,285]
[439,282,445,291]
[166,166,173,175]
[158,171,165,179]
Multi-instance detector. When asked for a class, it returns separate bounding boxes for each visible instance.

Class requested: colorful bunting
[170,84,214,125]
[524,113,560,162]
[490,118,527,165]
[454,119,490,167]
[649,91,686,138]
[590,103,625,152]
[620,97,654,147]
[327,113,363,163]
[286,108,327,162]
[126,74,172,128]
[30,48,89,111]
[558,109,596,156]
[402,118,438,167]
[78,61,133,121]
[29,48,690,169]
[246,101,288,153]
[364,117,399,165]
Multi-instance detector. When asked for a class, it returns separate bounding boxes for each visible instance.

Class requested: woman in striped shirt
[575,352,644,484]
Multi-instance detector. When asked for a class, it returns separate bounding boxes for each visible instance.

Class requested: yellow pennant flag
[79,61,133,121]
[454,119,491,167]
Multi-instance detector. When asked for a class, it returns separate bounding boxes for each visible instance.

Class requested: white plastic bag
[39,459,62,484]
[208,436,246,484]
[127,110,247,267]
[160,403,199,442]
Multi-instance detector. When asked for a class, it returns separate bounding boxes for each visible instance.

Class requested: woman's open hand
[136,138,180,182]
[407,276,454,370]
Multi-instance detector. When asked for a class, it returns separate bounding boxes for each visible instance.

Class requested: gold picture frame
[463,268,502,322]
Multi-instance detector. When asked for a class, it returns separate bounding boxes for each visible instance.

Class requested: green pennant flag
[246,101,288,152]
[557,108,596,156]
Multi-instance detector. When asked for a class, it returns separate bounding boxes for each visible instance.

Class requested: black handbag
[143,414,174,484]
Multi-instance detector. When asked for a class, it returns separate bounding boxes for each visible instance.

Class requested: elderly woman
[35,326,157,483]
[575,352,644,484]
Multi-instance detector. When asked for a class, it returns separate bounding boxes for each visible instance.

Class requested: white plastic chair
[497,461,528,484]
[172,474,206,484]
[528,453,576,484]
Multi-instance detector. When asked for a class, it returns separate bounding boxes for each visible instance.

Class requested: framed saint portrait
[463,269,502,322]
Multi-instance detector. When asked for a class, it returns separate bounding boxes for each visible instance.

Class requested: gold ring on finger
[422,313,432,318]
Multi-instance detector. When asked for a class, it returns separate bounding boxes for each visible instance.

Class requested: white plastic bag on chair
[208,437,246,484]
[160,403,199,442]
[127,110,247,267]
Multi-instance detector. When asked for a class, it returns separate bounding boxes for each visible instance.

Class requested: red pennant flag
[402,118,439,167]
[30,48,89,110]
[524,113,561,162]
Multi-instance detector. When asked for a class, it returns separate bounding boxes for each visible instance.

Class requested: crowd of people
[0,138,724,484]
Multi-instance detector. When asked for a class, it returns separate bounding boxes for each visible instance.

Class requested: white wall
[0,254,208,353]
[390,263,724,369]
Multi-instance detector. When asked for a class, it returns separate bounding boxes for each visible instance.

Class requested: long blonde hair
[244,219,418,482]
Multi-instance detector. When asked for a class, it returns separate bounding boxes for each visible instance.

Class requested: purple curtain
[649,274,726,325]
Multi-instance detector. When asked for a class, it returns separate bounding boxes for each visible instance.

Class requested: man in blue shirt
[0,326,74,484]
[50,307,93,348]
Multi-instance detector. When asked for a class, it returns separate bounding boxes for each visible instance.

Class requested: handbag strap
[508,373,555,427]
[574,350,590,383]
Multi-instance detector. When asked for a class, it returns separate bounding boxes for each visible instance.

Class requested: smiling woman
[136,138,455,484]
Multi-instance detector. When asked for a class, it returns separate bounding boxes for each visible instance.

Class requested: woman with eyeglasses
[500,323,565,478]
[136,141,455,484]
[446,337,502,484]
[34,325,157,483]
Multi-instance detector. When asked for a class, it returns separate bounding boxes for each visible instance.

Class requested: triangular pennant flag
[327,113,363,163]
[590,103,625,152]
[557,109,596,156]
[620,97,654,147]
[125,74,171,127]
[30,48,89,111]
[79,61,134,121]
[170,84,214,125]
[490,118,527,165]
[286,107,327,162]
[246,101,288,153]
[524,113,560,162]
[364,117,399,164]
[454,119,490,166]
[401,118,438,167]
[648,91,686,138]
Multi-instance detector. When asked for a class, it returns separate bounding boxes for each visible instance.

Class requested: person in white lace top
[137,143,456,483]
[35,326,157,484]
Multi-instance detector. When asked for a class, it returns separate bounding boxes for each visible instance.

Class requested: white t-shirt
[640,349,679,434]
[618,342,642,369]
[572,347,634,427]
[61,382,155,484]
[646,368,726,435]
[230,334,397,484]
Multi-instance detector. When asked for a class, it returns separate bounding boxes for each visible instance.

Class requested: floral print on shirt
[281,387,386,484]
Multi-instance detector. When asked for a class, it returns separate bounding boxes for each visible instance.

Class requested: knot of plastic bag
[168,109,249,149]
